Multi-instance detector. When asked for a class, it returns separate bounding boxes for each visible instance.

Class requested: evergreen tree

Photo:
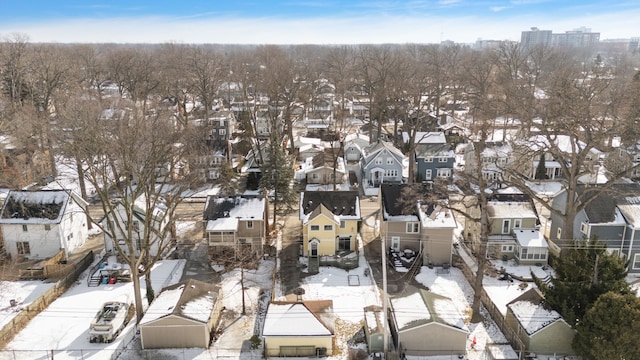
[216,164,240,197]
[573,291,640,360]
[533,240,631,326]
[534,152,547,180]
[259,136,296,225]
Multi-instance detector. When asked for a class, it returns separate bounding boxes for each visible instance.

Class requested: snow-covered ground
[0,280,55,329]
[4,259,185,360]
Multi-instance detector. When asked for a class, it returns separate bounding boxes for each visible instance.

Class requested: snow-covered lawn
[5,259,185,360]
[0,280,55,329]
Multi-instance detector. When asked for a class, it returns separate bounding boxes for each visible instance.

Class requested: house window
[580,222,588,235]
[340,221,346,228]
[502,220,511,234]
[338,237,351,251]
[502,245,514,252]
[557,227,562,239]
[219,129,226,135]
[385,169,398,177]
[312,173,319,180]
[386,157,393,165]
[439,157,447,163]
[311,225,320,231]
[521,248,528,259]
[632,254,640,270]
[44,224,51,231]
[406,222,419,233]
[375,157,383,165]
[16,242,30,255]
[514,219,521,229]
[22,224,28,232]
[324,225,333,231]
[437,168,451,178]
[247,221,253,229]
[425,157,433,162]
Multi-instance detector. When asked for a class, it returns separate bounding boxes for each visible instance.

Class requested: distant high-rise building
[551,27,600,48]
[520,27,552,48]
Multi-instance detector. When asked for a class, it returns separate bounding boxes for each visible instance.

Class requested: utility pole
[382,234,389,358]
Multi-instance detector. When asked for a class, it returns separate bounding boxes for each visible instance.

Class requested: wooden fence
[453,253,527,358]
[0,250,95,348]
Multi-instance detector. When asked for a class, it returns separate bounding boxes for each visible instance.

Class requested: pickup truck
[89,301,129,343]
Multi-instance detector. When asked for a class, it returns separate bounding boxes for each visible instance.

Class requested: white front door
[391,236,400,251]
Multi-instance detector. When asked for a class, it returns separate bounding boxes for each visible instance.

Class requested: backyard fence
[0,251,95,349]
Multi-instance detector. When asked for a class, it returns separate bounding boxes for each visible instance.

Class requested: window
[375,157,383,165]
[312,173,319,180]
[338,237,351,251]
[439,157,447,163]
[340,221,346,228]
[311,225,320,231]
[385,169,398,177]
[633,254,640,270]
[324,225,333,231]
[406,222,419,233]
[219,129,226,135]
[247,221,253,229]
[386,157,394,165]
[580,222,588,235]
[502,245,514,252]
[557,227,562,239]
[514,219,521,229]
[44,224,51,231]
[425,157,433,162]
[437,168,451,178]
[17,242,30,255]
[502,220,511,234]
[22,224,28,232]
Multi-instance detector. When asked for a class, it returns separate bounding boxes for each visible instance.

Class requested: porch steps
[88,275,101,287]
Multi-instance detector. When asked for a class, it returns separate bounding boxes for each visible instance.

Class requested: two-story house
[360,141,407,187]
[405,132,455,182]
[299,191,360,272]
[0,190,89,260]
[203,196,267,256]
[379,184,458,268]
[463,141,513,183]
[103,195,171,258]
[549,183,640,273]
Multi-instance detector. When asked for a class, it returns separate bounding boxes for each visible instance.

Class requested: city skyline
[0,0,638,44]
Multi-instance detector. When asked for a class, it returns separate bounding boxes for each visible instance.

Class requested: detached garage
[140,279,221,349]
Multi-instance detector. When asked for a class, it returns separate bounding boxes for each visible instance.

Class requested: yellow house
[300,191,361,257]
[262,300,335,357]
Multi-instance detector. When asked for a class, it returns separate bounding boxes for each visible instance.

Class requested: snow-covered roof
[618,197,640,228]
[204,197,265,231]
[391,289,468,332]
[140,279,218,325]
[513,229,548,248]
[402,131,446,145]
[262,301,333,336]
[508,300,561,335]
[0,190,71,224]
[419,204,457,229]
[487,201,537,220]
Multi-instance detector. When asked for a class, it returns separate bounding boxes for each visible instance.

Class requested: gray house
[405,132,454,182]
[548,183,640,273]
[360,141,406,187]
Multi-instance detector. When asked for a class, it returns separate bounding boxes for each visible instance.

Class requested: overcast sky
[1,0,638,44]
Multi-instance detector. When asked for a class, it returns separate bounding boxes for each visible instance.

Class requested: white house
[0,190,89,260]
[102,196,171,258]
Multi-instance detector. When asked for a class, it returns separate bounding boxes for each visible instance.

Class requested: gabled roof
[307,204,340,224]
[487,201,538,220]
[362,141,405,167]
[380,184,417,217]
[415,143,454,158]
[390,288,468,332]
[506,288,564,336]
[263,300,334,336]
[580,183,640,225]
[300,191,360,220]
[0,190,71,224]
[140,278,218,325]
[402,131,446,145]
[203,196,265,231]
